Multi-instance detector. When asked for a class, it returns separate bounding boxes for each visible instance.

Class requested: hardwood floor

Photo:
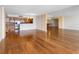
[0,27,79,54]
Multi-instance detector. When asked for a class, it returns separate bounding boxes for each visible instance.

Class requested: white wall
[0,7,6,41]
[20,17,36,30]
[49,6,79,30]
[64,16,79,30]
[36,13,47,32]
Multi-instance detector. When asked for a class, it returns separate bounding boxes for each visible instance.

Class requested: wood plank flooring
[0,27,79,54]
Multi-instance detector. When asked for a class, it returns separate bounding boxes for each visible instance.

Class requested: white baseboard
[64,27,79,30]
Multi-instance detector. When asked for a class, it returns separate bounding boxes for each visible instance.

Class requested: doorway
[47,16,64,37]
[47,16,64,30]
[47,17,59,30]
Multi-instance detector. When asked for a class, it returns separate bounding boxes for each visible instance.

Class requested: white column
[0,7,6,41]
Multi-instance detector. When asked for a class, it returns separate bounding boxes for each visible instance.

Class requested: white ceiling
[0,5,73,16]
